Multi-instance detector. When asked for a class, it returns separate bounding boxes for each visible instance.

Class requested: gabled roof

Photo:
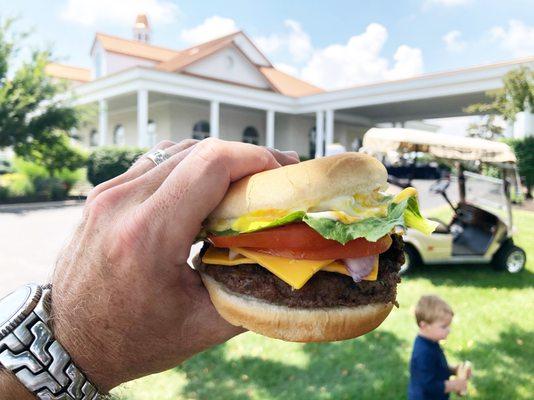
[260,67,324,97]
[87,30,324,96]
[157,31,239,72]
[45,63,91,83]
[156,31,324,95]
[92,33,179,62]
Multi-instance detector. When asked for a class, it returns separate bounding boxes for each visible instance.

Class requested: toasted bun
[208,152,387,223]
[200,273,394,342]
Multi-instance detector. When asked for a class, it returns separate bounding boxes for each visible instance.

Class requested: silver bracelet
[0,285,105,399]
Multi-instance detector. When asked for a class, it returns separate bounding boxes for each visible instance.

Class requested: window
[148,119,157,147]
[242,126,259,145]
[192,120,210,140]
[113,124,125,146]
[89,129,98,147]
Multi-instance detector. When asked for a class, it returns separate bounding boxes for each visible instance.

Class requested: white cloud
[254,34,282,55]
[254,19,312,62]
[385,45,424,80]
[180,16,238,45]
[60,0,179,26]
[490,20,534,57]
[443,30,466,52]
[274,62,299,77]
[300,23,423,90]
[284,20,313,61]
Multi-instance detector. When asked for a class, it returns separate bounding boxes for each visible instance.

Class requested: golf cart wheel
[494,245,526,273]
[400,245,421,275]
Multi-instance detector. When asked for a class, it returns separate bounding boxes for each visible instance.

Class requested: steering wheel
[429,178,450,194]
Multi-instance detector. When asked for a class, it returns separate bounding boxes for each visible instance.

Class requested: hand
[49,138,299,392]
[464,365,472,379]
[446,378,468,395]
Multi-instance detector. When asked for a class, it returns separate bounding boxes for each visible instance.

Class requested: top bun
[208,152,387,223]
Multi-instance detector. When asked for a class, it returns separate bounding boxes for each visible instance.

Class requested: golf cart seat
[428,218,449,234]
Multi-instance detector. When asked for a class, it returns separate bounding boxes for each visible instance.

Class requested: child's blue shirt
[408,335,451,400]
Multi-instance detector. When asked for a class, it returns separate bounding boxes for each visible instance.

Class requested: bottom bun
[200,273,394,342]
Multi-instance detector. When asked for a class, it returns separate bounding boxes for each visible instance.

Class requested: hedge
[87,147,146,186]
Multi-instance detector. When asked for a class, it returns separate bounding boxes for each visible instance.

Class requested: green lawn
[114,208,534,400]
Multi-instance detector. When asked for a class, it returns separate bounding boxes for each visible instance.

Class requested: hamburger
[194,153,436,342]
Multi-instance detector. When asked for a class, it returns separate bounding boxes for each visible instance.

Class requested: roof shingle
[260,67,323,97]
[45,63,91,83]
[94,33,179,62]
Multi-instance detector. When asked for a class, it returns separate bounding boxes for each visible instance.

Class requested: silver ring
[146,149,170,166]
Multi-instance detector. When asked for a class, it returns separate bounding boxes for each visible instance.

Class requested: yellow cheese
[202,247,255,266]
[320,261,350,276]
[232,247,334,289]
[365,257,379,281]
[201,247,379,289]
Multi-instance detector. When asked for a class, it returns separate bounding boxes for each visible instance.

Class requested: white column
[325,109,334,149]
[315,110,325,158]
[98,99,107,146]
[266,110,275,148]
[137,89,149,147]
[210,100,220,138]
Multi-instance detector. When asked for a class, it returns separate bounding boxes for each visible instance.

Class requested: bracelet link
[0,286,105,399]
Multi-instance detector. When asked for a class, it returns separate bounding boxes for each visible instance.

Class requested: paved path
[0,205,83,297]
[0,180,451,298]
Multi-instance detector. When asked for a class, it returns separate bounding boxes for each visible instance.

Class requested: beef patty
[196,234,404,309]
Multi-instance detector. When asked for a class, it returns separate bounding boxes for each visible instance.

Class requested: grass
[114,208,534,400]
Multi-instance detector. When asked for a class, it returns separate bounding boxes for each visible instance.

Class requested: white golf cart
[361,128,526,274]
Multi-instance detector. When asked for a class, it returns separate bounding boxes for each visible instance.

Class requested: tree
[465,67,534,198]
[465,66,534,122]
[466,114,504,140]
[0,18,85,173]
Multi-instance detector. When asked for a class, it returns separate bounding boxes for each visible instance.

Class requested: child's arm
[448,364,459,375]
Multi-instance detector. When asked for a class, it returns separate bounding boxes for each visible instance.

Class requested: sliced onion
[228,250,239,260]
[343,256,376,283]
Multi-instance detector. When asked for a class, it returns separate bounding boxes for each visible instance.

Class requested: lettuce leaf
[226,210,306,235]
[404,195,439,236]
[210,192,437,244]
[302,196,437,244]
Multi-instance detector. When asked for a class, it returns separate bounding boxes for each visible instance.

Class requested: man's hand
[48,138,299,392]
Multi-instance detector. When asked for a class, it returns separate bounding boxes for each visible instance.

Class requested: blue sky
[1,0,533,133]
[2,0,533,88]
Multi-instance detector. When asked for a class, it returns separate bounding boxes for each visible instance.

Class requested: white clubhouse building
[46,15,534,158]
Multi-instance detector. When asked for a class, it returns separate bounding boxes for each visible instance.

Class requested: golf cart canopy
[362,128,516,164]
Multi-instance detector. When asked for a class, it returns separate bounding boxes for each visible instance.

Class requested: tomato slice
[248,235,392,260]
[209,223,337,249]
[208,223,392,260]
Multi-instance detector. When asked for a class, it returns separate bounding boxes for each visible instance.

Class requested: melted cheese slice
[201,247,378,290]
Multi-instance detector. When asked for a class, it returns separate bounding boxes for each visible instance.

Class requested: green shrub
[505,137,534,198]
[11,157,48,181]
[0,173,35,197]
[33,177,68,200]
[55,167,86,192]
[87,147,146,186]
[0,184,8,200]
[0,157,86,201]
